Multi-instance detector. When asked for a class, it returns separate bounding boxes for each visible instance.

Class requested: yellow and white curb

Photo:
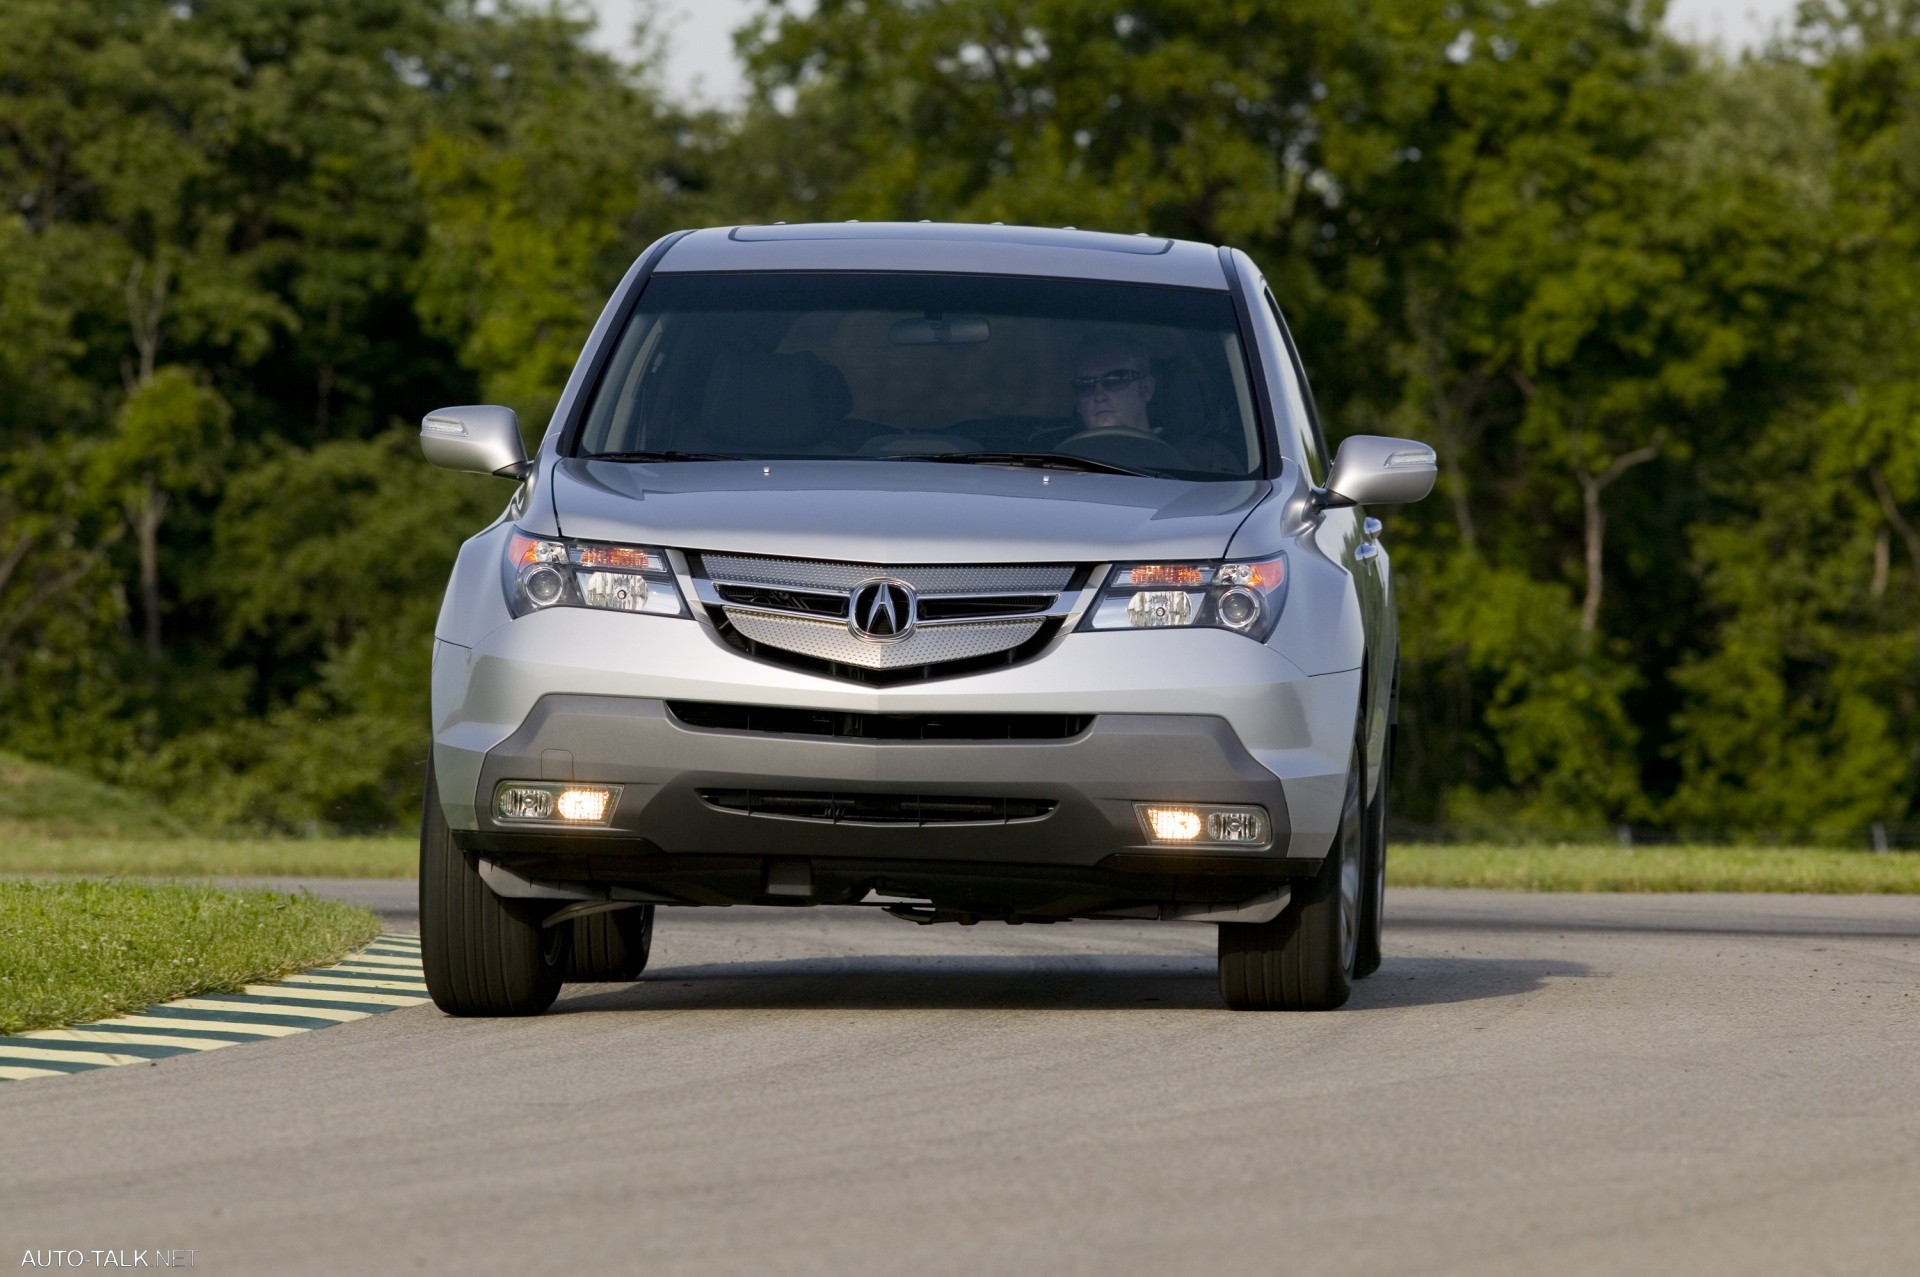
[0,933,426,1082]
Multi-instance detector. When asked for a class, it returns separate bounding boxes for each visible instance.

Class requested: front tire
[560,907,655,982]
[1217,740,1363,1011]
[420,759,562,1017]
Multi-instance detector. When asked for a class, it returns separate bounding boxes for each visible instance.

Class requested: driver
[1071,330,1156,436]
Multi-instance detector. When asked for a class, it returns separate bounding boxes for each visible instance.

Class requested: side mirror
[419,405,531,478]
[1318,435,1437,507]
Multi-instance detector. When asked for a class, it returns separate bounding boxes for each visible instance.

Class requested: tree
[1662,2,1920,834]
[411,7,722,423]
[87,368,231,659]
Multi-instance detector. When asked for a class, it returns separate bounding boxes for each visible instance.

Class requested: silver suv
[417,223,1435,1014]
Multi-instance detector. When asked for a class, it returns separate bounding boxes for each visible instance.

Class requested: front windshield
[574,271,1264,479]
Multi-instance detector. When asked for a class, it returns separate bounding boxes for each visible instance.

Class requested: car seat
[697,349,854,454]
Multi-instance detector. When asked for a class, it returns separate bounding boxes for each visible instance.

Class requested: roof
[653,222,1232,290]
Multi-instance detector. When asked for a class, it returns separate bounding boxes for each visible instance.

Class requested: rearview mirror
[420,405,531,478]
[890,314,991,345]
[1319,435,1437,507]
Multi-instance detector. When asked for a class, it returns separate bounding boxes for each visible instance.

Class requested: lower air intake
[698,790,1056,826]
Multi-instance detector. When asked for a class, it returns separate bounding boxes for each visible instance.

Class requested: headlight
[503,529,688,619]
[1079,554,1288,641]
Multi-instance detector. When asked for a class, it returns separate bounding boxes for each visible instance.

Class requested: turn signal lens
[1124,564,1207,587]
[508,531,568,566]
[577,545,654,570]
[1214,559,1283,589]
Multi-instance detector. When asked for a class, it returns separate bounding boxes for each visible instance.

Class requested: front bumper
[432,607,1361,868]
[464,695,1290,864]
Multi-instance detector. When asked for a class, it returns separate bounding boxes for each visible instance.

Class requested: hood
[549,458,1267,564]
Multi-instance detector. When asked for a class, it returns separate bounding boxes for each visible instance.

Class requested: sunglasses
[1072,367,1147,396]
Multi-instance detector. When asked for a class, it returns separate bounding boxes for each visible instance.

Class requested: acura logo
[849,579,916,642]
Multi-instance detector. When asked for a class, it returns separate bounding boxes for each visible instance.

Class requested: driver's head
[1072,330,1155,433]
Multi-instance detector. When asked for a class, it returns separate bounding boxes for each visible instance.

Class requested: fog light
[496,786,556,820]
[1135,803,1271,847]
[494,782,620,825]
[1206,809,1268,842]
[555,787,613,822]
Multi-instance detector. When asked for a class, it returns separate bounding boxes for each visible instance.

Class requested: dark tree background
[1,0,1915,837]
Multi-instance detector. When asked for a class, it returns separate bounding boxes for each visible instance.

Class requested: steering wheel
[1058,429,1187,471]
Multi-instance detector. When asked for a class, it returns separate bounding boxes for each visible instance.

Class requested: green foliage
[0,0,1916,837]
[140,432,504,828]
[0,750,187,840]
[411,7,715,421]
[1400,551,1647,834]
[0,0,706,829]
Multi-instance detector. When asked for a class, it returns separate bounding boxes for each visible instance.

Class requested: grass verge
[0,835,417,879]
[0,880,381,1035]
[1391,843,1920,893]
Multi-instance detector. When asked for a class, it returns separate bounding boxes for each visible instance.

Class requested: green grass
[1391,843,1920,893]
[0,835,417,878]
[0,879,381,1034]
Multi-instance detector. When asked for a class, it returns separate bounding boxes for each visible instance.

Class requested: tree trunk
[1579,473,1607,633]
[315,361,334,437]
[1575,441,1663,633]
[1868,466,1920,603]
[1433,396,1479,553]
[130,478,169,660]
[124,259,168,390]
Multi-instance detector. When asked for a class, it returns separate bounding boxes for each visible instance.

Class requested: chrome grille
[700,555,1075,594]
[726,610,1047,669]
[691,553,1084,681]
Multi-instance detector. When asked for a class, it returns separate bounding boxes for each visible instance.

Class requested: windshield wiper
[896,450,1152,477]
[582,450,743,463]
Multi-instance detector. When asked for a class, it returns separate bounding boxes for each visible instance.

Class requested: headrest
[699,350,851,452]
[1148,356,1216,439]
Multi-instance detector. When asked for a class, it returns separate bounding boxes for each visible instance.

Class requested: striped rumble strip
[0,934,426,1081]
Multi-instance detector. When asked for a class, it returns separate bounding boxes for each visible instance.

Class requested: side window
[1263,289,1328,484]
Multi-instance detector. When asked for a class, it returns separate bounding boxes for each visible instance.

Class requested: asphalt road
[3,889,1917,1275]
